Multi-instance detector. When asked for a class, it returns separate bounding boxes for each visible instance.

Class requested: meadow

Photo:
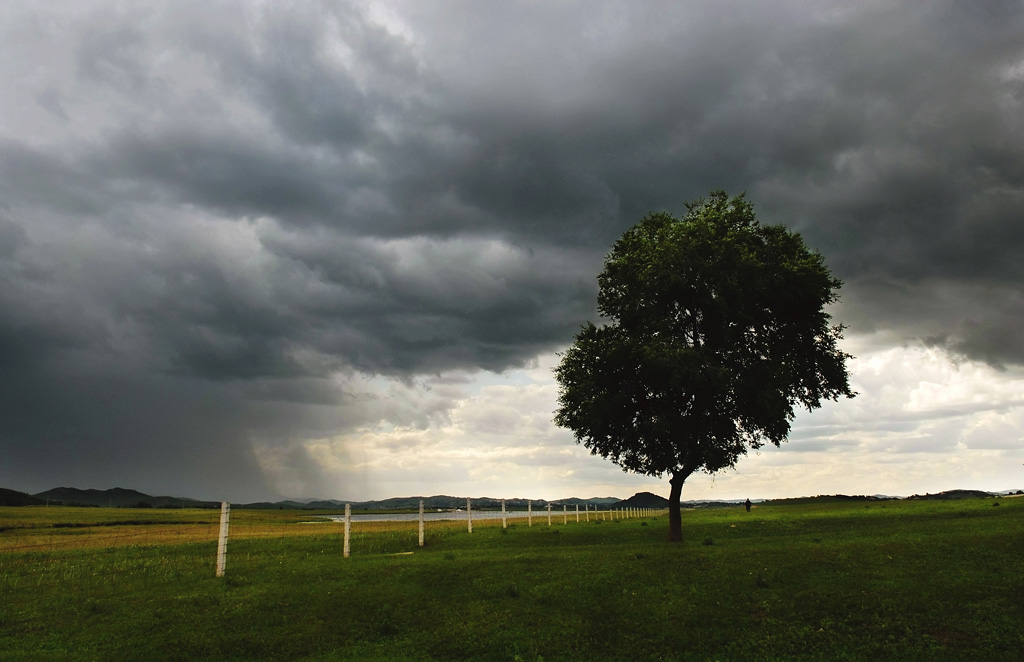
[1,497,1021,661]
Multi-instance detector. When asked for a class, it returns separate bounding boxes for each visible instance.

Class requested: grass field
[1,497,1022,661]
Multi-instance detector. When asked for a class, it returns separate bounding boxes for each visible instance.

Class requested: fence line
[419,500,425,546]
[343,503,351,558]
[0,500,669,626]
[0,501,666,564]
[215,501,230,577]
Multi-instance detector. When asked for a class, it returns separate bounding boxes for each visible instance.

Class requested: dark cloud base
[1,1,1023,498]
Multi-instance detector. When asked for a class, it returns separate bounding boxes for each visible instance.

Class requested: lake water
[324,509,610,523]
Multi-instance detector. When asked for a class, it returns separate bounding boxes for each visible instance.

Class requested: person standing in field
[744,499,752,512]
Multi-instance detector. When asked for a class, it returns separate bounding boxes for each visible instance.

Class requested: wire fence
[0,501,665,627]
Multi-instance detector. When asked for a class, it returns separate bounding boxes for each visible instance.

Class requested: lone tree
[554,191,854,542]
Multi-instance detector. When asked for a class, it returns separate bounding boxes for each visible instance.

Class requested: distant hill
[232,501,312,510]
[6,485,1018,510]
[906,489,995,500]
[681,499,751,509]
[4,488,620,511]
[613,492,669,509]
[763,494,896,506]
[33,487,219,509]
[0,488,45,506]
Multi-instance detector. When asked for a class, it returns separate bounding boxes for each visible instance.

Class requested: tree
[554,191,855,542]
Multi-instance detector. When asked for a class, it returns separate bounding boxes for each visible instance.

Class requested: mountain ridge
[6,487,627,510]
[1,486,1019,509]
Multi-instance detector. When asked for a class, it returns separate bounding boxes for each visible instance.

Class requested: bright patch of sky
[255,345,1024,501]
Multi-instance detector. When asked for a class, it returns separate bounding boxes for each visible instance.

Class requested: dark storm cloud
[2,0,1023,498]
[257,228,596,374]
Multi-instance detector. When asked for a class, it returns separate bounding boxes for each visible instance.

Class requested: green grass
[2,498,1022,661]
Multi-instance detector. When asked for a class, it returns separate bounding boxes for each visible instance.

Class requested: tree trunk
[667,471,686,542]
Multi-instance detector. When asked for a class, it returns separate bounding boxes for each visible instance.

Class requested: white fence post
[419,499,425,547]
[563,505,567,525]
[467,498,473,534]
[576,504,580,523]
[216,501,230,577]
[547,503,552,526]
[344,503,351,558]
[586,505,590,523]
[502,499,507,529]
[528,501,532,527]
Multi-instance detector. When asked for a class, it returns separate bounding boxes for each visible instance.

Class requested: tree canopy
[554,191,855,541]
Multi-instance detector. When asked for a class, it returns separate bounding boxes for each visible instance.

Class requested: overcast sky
[2,1,1022,503]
